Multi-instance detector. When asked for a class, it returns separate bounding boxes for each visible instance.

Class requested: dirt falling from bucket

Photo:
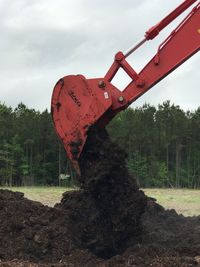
[57,126,147,258]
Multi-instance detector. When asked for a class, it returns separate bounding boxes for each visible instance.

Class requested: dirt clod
[0,127,199,266]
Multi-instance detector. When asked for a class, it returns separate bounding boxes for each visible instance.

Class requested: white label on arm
[104,92,109,99]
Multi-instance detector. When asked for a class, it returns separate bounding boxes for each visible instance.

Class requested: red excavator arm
[51,0,200,173]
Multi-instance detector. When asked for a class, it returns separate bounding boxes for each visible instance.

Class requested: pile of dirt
[0,190,199,266]
[0,127,199,266]
[0,189,75,262]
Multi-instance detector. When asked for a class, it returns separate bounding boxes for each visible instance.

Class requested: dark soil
[56,127,147,258]
[0,127,199,266]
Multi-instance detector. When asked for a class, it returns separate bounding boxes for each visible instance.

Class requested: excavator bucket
[51,75,112,173]
[51,1,199,174]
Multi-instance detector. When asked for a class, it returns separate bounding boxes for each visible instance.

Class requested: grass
[0,186,199,216]
[143,188,200,216]
[0,186,73,207]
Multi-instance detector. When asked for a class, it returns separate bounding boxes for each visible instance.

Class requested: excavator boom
[51,0,200,173]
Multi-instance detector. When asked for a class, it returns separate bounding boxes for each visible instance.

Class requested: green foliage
[108,102,200,188]
[0,101,200,188]
[127,152,148,187]
[0,102,76,186]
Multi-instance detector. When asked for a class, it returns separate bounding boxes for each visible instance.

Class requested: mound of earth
[0,190,200,267]
[0,127,199,266]
[0,189,75,262]
[0,190,200,266]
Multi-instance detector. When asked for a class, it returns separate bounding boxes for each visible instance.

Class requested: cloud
[0,0,199,111]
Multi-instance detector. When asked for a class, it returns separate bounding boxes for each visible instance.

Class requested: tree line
[0,103,73,186]
[0,101,199,188]
[108,101,200,188]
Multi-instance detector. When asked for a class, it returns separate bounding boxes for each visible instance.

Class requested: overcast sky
[1,0,199,112]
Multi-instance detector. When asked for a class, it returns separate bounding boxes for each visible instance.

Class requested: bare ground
[0,127,199,266]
